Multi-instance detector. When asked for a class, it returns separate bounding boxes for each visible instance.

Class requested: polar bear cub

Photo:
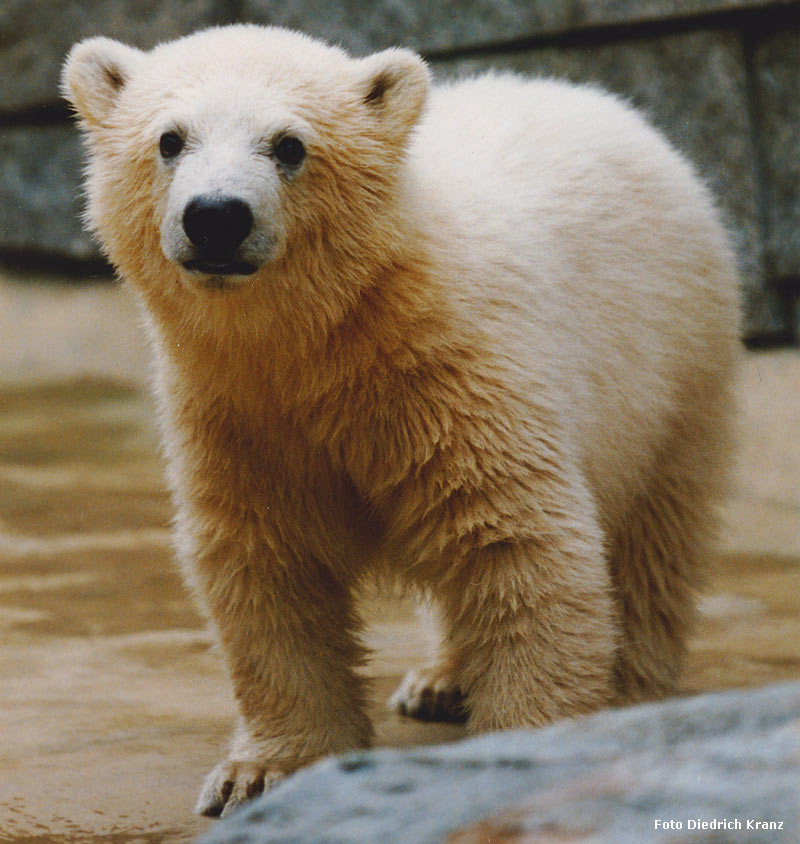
[63,24,739,817]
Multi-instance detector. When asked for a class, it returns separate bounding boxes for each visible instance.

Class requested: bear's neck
[138,214,454,426]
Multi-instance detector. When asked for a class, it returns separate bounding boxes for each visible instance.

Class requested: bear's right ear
[62,37,144,127]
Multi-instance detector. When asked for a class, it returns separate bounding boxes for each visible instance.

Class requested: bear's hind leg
[611,417,730,702]
[388,600,466,722]
[389,652,467,722]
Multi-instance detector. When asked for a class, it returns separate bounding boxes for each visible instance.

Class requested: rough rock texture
[0,0,783,105]
[240,0,793,54]
[199,682,800,844]
[0,0,226,112]
[0,125,91,259]
[753,27,800,283]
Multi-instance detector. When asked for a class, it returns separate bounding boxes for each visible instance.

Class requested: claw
[389,667,467,722]
[196,759,284,818]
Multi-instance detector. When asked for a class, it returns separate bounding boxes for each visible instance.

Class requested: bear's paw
[389,665,467,723]
[195,758,286,818]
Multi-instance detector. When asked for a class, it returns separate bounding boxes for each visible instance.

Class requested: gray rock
[431,29,776,340]
[239,0,786,55]
[753,27,800,282]
[0,124,95,259]
[0,0,780,110]
[198,682,800,844]
[0,0,227,112]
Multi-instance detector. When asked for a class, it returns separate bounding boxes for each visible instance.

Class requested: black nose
[182,196,253,260]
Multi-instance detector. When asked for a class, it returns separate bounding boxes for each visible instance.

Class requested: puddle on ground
[1,377,798,843]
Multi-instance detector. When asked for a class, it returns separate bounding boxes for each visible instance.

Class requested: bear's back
[408,73,740,528]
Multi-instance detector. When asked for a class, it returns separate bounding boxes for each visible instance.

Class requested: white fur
[411,73,738,531]
[62,25,740,818]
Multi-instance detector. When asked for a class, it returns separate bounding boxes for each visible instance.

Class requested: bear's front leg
[185,525,372,818]
[441,529,618,732]
[392,451,619,731]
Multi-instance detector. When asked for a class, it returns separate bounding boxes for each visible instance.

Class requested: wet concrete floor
[0,275,798,843]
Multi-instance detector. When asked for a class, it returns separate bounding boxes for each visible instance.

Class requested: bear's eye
[273,135,305,168]
[159,131,184,160]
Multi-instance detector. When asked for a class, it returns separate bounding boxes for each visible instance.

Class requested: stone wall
[1,0,798,341]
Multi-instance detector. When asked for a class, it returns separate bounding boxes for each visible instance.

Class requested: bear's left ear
[358,48,430,141]
[62,37,145,127]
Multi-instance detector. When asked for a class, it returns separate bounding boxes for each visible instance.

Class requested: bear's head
[62,26,429,316]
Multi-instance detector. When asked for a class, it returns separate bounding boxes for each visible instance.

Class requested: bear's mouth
[183,258,258,276]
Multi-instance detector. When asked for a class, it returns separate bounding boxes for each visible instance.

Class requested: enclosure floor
[1,273,798,843]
